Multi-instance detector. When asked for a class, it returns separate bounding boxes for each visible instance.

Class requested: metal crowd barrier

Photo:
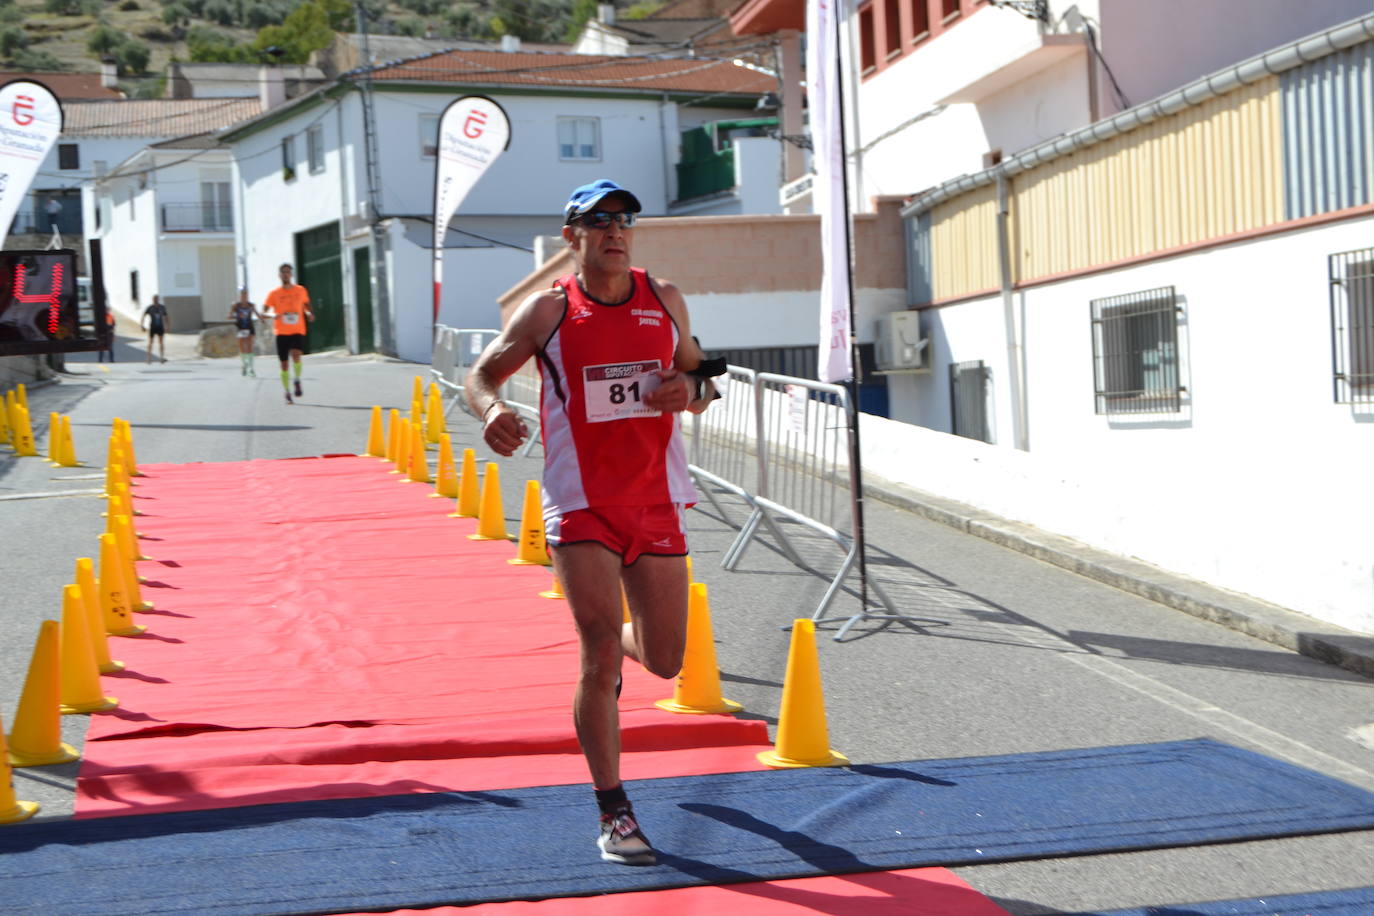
[690,367,897,628]
[431,324,539,456]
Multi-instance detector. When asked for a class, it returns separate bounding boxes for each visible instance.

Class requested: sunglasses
[574,210,637,230]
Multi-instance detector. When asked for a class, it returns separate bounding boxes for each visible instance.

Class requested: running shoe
[293,380,302,397]
[597,807,655,866]
[285,391,293,404]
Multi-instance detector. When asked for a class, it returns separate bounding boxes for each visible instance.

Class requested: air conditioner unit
[874,311,928,372]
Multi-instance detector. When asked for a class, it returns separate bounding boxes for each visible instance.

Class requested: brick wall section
[499,196,908,324]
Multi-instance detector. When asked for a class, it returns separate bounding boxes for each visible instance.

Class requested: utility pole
[357,0,395,355]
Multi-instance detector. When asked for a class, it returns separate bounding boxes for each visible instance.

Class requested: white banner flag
[0,80,62,242]
[807,0,853,383]
[432,95,511,321]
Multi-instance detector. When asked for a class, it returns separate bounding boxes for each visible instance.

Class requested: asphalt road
[1,328,1372,914]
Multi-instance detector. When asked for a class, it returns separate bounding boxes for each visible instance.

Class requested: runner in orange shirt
[261,263,313,404]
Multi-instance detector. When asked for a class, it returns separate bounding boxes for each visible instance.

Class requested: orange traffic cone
[656,583,742,715]
[99,533,145,635]
[59,584,118,714]
[468,462,511,540]
[363,405,385,457]
[756,619,847,768]
[508,480,550,565]
[451,448,480,518]
[540,574,566,600]
[0,717,40,823]
[431,434,458,498]
[406,422,430,483]
[6,620,79,767]
[76,561,123,674]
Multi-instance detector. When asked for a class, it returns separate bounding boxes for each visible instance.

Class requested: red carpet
[74,454,1006,915]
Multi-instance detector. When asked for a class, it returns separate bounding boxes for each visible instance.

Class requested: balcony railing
[162,202,233,232]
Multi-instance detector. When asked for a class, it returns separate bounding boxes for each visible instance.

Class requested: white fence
[432,324,540,456]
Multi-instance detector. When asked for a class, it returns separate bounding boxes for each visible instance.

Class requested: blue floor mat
[5,738,1374,916]
[1083,885,1374,914]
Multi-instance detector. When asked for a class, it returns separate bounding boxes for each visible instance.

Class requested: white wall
[96,172,160,321]
[888,212,1374,634]
[1100,0,1374,110]
[689,286,904,350]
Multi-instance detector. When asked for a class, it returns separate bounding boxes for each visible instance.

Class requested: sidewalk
[865,476,1374,680]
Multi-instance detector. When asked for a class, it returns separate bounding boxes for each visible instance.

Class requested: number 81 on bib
[583,360,662,423]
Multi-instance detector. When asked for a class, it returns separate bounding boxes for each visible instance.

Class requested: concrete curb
[865,477,1374,681]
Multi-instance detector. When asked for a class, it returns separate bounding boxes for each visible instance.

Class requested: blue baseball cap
[564,179,642,224]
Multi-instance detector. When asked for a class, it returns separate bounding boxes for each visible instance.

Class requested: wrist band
[482,400,505,420]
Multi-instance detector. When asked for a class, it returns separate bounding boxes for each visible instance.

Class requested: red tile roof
[362,49,775,96]
[0,71,123,100]
[61,98,264,137]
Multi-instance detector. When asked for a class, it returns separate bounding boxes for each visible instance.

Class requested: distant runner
[141,295,169,364]
[261,263,312,404]
[228,288,261,377]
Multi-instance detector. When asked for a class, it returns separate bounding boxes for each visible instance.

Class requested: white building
[219,46,781,362]
[81,98,263,324]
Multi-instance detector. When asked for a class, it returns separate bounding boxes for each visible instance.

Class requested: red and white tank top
[538,268,697,519]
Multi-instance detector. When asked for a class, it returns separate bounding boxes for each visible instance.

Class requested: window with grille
[1090,286,1182,414]
[557,117,600,161]
[419,114,438,158]
[949,359,990,442]
[281,136,296,181]
[1330,248,1374,404]
[58,144,79,170]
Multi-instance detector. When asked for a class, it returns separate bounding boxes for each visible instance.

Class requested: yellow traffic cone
[47,411,61,463]
[410,396,423,427]
[425,384,444,445]
[16,382,28,410]
[384,408,401,463]
[431,434,458,498]
[363,405,385,457]
[75,562,123,674]
[13,405,36,456]
[656,583,742,716]
[57,414,79,467]
[406,422,430,483]
[0,717,40,823]
[113,512,149,563]
[468,462,512,540]
[116,418,143,477]
[622,585,631,624]
[451,448,480,517]
[391,414,411,475]
[508,480,550,565]
[0,392,10,446]
[756,619,848,768]
[99,533,145,636]
[6,620,79,767]
[411,375,424,411]
[59,584,118,714]
[3,390,16,448]
[104,447,128,497]
[111,516,153,610]
[540,574,566,600]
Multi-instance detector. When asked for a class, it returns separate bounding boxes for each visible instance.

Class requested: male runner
[261,263,312,403]
[466,179,718,866]
[141,295,169,364]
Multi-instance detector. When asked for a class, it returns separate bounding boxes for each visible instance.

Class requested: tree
[0,24,26,57]
[12,48,64,70]
[114,38,151,74]
[162,2,190,26]
[563,0,595,41]
[86,24,123,56]
[252,0,333,64]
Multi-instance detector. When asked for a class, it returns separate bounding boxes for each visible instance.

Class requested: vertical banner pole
[431,96,512,327]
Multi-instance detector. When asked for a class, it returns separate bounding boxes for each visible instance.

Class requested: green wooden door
[295,222,344,351]
[353,246,374,354]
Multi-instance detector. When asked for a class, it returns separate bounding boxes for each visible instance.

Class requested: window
[859,5,876,72]
[281,135,296,181]
[949,360,991,442]
[58,143,79,170]
[307,125,325,174]
[910,0,929,38]
[201,180,231,231]
[1330,247,1374,404]
[1090,286,1182,414]
[883,0,901,57]
[130,270,139,305]
[941,0,960,20]
[419,114,439,158]
[557,117,600,160]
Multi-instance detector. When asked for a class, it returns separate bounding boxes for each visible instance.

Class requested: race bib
[583,360,662,423]
[280,311,300,325]
[236,329,251,339]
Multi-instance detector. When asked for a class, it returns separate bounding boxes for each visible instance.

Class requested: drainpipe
[997,171,1028,451]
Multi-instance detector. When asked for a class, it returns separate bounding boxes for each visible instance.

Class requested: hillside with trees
[0,0,668,97]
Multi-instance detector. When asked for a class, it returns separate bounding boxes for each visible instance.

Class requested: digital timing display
[0,249,101,356]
